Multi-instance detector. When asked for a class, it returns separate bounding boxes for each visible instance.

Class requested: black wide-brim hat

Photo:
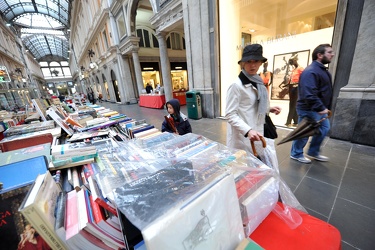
[238,44,267,64]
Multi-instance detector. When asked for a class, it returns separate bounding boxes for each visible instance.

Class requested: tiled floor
[101,101,375,250]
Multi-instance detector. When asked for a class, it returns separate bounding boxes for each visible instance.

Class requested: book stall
[0,98,341,250]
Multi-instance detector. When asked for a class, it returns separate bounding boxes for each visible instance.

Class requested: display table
[139,94,166,109]
[250,203,341,249]
[173,91,187,105]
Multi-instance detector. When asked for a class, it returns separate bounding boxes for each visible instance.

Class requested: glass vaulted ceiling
[0,0,71,61]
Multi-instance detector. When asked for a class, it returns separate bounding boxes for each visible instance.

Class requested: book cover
[0,156,49,194]
[0,143,51,166]
[84,190,126,249]
[76,189,115,250]
[31,99,48,121]
[51,153,97,168]
[46,108,74,136]
[51,142,97,159]
[67,130,109,142]
[19,172,68,250]
[87,176,117,216]
[0,184,40,249]
[3,120,55,137]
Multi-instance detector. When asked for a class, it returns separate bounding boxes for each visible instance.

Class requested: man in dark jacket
[290,44,334,163]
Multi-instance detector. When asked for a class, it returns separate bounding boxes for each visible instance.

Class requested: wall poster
[271,50,310,100]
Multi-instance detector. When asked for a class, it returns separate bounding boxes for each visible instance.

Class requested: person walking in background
[290,44,334,163]
[162,99,192,135]
[225,44,281,155]
[285,53,304,127]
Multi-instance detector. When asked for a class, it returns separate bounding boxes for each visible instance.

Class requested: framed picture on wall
[270,50,310,100]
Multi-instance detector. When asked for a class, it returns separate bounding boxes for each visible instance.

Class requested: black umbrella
[277,111,332,145]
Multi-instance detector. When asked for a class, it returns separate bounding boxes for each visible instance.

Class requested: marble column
[131,49,144,97]
[182,0,216,118]
[156,31,173,102]
[119,54,137,104]
[331,0,375,146]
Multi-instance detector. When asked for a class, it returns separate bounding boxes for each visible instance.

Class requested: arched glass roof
[0,0,71,61]
[23,34,69,60]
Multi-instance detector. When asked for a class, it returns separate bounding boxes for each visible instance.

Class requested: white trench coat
[225,77,264,155]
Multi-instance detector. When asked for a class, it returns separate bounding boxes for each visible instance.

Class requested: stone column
[331,0,375,145]
[156,31,173,102]
[182,0,216,118]
[131,48,144,97]
[119,54,137,104]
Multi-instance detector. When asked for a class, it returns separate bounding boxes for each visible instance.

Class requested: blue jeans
[290,109,330,158]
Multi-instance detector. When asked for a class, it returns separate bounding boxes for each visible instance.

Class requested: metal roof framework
[0,0,71,61]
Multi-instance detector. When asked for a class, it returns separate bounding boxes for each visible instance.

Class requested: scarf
[241,69,269,124]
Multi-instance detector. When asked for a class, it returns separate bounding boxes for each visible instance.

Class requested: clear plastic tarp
[92,133,306,240]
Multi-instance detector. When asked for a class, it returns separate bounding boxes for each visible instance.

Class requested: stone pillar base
[331,87,375,146]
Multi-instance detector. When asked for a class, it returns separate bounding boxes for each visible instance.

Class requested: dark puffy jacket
[161,99,192,135]
[297,61,333,112]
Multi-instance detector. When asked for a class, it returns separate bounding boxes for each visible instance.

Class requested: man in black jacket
[290,44,334,163]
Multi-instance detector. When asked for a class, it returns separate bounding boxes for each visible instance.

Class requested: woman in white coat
[225,44,281,155]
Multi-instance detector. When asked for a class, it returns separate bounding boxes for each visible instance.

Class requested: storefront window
[141,62,161,91]
[219,0,338,125]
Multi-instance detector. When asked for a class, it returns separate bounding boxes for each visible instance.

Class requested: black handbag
[264,114,278,139]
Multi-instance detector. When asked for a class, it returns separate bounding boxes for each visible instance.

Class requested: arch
[136,26,159,48]
[110,70,121,102]
[23,34,69,61]
[166,32,186,50]
[129,0,155,35]
[1,3,69,27]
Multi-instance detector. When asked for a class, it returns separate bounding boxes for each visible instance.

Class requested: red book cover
[90,194,122,239]
[86,192,126,248]
[0,185,51,249]
[88,176,117,216]
[235,172,268,198]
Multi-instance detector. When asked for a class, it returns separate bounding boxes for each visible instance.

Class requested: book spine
[83,163,95,179]
[88,176,117,216]
[94,198,118,217]
[54,192,66,231]
[65,190,79,241]
[71,167,82,191]
[21,206,68,250]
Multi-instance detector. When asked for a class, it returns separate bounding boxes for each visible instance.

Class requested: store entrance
[110,70,121,102]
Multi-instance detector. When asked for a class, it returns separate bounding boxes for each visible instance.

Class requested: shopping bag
[251,136,306,229]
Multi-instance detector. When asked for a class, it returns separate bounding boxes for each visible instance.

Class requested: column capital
[119,36,140,55]
[155,31,167,39]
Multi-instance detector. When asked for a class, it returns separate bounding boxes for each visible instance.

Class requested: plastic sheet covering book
[93,133,305,246]
[139,174,245,250]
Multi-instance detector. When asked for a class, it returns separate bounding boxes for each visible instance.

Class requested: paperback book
[18,171,68,249]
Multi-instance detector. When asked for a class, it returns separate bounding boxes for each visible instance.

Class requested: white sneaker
[290,156,312,164]
[307,154,329,162]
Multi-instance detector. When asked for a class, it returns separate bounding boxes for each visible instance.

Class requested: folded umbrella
[277,111,332,145]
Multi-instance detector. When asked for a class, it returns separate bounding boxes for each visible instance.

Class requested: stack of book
[3,120,55,137]
[0,156,50,249]
[50,142,97,170]
[19,170,127,250]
